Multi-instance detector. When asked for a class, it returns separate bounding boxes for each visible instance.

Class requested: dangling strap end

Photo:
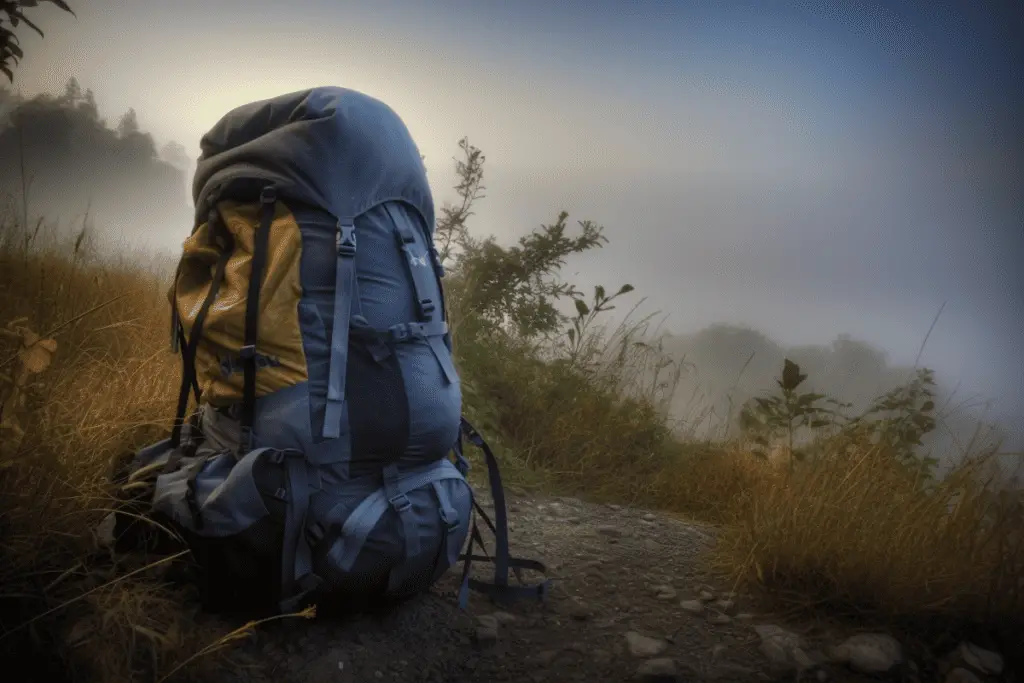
[322,400,343,439]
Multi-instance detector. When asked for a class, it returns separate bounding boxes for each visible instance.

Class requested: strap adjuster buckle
[389,493,412,513]
[390,323,410,342]
[337,223,357,257]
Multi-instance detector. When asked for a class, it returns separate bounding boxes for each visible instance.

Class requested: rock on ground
[625,632,669,658]
[956,642,1004,676]
[634,657,678,682]
[828,633,904,675]
[754,623,806,671]
[945,668,984,683]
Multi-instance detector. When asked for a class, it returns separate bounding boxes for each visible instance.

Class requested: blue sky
[9,0,1024,439]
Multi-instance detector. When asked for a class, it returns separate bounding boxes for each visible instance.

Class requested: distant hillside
[659,323,1014,481]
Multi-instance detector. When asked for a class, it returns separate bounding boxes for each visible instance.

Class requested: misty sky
[10,0,1024,431]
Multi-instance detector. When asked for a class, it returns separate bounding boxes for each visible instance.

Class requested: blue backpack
[116,87,549,615]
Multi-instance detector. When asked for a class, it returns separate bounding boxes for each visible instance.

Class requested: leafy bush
[740,358,941,479]
[738,358,848,469]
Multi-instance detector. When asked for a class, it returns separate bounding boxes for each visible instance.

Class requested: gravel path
[199,490,1012,683]
[210,491,799,683]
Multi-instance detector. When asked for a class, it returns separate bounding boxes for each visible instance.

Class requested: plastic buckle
[419,298,435,316]
[389,493,412,513]
[260,186,277,204]
[238,344,256,360]
[390,323,410,342]
[336,223,357,257]
[397,226,417,244]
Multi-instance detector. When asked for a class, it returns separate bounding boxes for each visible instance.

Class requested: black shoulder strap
[169,208,233,450]
[238,186,277,454]
[170,259,201,403]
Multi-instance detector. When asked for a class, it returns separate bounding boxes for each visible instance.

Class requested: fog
[3,0,1021,478]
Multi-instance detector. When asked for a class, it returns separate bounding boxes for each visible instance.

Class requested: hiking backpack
[115,87,549,615]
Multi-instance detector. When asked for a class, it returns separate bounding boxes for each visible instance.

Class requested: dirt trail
[205,490,914,683]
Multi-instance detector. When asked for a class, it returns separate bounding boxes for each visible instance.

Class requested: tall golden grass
[713,442,1023,626]
[1,215,1021,682]
[0,219,240,683]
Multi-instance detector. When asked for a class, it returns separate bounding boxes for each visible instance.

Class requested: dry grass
[2,217,1021,681]
[712,441,1024,630]
[0,220,248,683]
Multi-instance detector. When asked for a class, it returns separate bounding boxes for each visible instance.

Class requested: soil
[204,490,896,683]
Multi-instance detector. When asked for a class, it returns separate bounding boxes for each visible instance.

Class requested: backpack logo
[218,351,282,377]
[408,251,429,268]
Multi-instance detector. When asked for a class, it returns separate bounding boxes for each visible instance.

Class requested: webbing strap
[323,218,357,440]
[324,460,466,573]
[238,187,277,454]
[175,323,201,403]
[382,462,420,590]
[453,434,471,477]
[170,260,182,354]
[169,209,231,450]
[424,216,451,354]
[183,455,209,530]
[436,276,454,355]
[379,468,412,592]
[386,479,460,595]
[385,203,436,323]
[455,417,550,607]
[463,419,509,581]
[348,319,451,368]
[323,488,386,571]
[432,480,459,532]
[384,319,449,343]
[384,203,458,384]
[457,516,549,607]
[278,452,323,613]
[348,317,390,363]
[428,334,459,385]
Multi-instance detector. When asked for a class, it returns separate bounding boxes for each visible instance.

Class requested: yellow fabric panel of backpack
[173,200,308,406]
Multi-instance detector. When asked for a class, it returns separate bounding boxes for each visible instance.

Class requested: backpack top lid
[192,86,434,234]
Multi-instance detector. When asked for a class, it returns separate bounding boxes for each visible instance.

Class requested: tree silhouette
[60,75,80,103]
[0,0,76,82]
[116,108,139,137]
[0,79,191,239]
